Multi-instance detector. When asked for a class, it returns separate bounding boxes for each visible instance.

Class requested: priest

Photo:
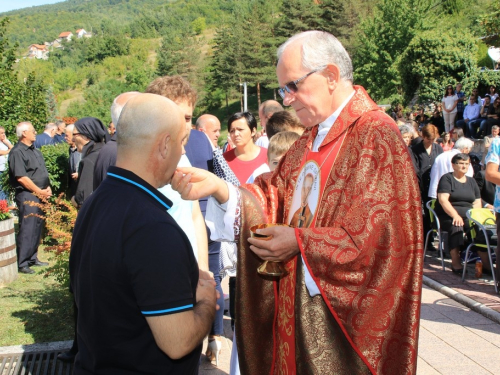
[173,30,423,375]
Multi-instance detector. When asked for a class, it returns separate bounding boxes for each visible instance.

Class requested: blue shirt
[34,132,54,148]
[456,91,465,113]
[485,138,500,213]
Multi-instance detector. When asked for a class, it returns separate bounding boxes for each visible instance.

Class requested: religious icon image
[288,162,320,228]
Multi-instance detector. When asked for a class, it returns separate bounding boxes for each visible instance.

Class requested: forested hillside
[0,0,498,135]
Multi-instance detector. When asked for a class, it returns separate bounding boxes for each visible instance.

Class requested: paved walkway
[424,252,500,312]
[198,279,500,374]
[2,265,499,374]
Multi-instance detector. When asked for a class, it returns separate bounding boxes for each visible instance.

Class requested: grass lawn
[0,247,73,347]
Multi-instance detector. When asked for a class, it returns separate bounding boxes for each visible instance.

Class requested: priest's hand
[172,167,229,203]
[248,226,300,262]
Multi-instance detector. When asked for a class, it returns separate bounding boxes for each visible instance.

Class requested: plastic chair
[424,200,445,271]
[462,208,498,293]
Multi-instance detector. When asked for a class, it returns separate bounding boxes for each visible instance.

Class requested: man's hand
[71,172,78,180]
[196,278,219,311]
[70,196,78,208]
[247,226,300,262]
[199,268,214,281]
[38,187,52,198]
[171,167,229,203]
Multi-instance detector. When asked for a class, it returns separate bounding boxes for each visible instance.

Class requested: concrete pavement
[199,283,500,375]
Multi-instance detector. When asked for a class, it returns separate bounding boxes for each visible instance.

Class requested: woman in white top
[0,126,13,200]
[442,85,458,132]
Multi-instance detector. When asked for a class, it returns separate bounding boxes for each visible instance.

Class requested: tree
[46,85,58,122]
[156,26,204,87]
[274,0,346,44]
[238,0,281,107]
[399,29,477,103]
[353,0,430,101]
[0,18,48,134]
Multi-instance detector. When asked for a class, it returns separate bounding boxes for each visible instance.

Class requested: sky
[0,0,66,14]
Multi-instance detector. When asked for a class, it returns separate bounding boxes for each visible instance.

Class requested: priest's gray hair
[277,31,353,83]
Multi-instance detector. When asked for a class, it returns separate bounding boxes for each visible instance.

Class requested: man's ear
[325,64,340,91]
[159,133,171,159]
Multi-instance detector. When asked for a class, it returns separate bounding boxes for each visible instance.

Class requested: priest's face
[277,43,333,128]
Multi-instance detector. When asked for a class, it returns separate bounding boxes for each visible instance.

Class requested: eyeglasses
[454,162,470,166]
[72,133,83,138]
[278,66,325,99]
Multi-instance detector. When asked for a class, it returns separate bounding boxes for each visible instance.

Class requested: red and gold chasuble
[276,132,347,374]
[235,86,423,375]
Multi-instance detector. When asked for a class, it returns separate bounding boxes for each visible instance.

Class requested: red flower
[0,200,8,214]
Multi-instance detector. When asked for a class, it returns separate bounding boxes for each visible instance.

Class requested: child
[246,131,301,183]
[267,131,301,171]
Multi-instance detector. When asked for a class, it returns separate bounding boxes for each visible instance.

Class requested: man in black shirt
[9,122,52,274]
[70,94,218,374]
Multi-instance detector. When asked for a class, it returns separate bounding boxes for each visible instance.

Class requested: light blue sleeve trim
[107,172,171,210]
[141,304,193,315]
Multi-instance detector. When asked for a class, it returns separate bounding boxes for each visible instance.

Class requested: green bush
[0,142,69,197]
[41,142,69,195]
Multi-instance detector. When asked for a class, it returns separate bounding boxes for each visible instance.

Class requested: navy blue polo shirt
[69,166,200,374]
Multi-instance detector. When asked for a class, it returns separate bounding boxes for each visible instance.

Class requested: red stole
[274,132,347,375]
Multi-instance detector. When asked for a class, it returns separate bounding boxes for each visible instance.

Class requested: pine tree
[46,85,58,122]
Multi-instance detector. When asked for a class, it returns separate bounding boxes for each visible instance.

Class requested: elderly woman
[398,124,414,147]
[71,117,108,208]
[434,153,482,273]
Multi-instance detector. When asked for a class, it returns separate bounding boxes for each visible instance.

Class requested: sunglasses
[278,66,325,99]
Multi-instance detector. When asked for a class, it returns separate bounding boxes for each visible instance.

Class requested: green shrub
[41,142,69,195]
[0,142,69,197]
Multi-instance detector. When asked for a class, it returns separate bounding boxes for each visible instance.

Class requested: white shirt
[428,149,474,198]
[255,134,269,148]
[206,90,356,297]
[442,94,458,113]
[158,155,198,260]
[246,163,270,184]
[0,142,9,172]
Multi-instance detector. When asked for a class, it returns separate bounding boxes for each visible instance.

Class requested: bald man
[196,114,221,149]
[93,91,140,190]
[255,100,284,148]
[69,94,218,374]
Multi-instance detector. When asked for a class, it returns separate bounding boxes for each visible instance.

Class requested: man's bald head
[110,91,140,128]
[196,114,221,147]
[259,100,283,128]
[118,93,184,149]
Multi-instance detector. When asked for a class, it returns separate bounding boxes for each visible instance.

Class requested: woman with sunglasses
[442,85,458,132]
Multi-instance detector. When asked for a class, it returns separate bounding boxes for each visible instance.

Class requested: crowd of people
[14,30,500,374]
[399,83,500,277]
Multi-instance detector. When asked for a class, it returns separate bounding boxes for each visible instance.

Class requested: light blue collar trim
[107,172,171,210]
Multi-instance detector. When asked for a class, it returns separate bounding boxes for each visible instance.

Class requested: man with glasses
[173,31,422,374]
[8,122,51,274]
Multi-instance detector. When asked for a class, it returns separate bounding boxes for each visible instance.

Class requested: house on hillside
[27,44,49,60]
[58,31,73,42]
[76,29,87,38]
